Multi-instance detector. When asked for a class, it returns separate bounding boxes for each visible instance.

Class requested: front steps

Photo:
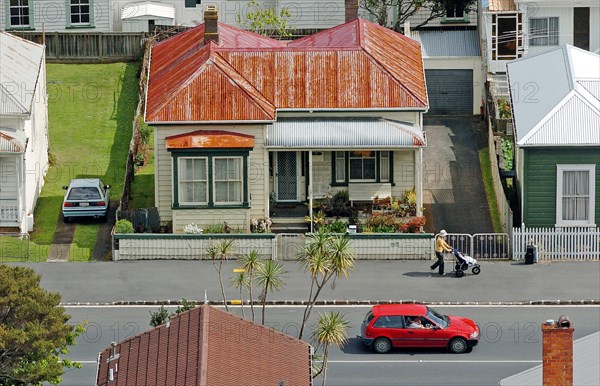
[270,217,308,234]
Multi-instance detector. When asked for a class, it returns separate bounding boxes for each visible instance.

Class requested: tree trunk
[249,272,255,321]
[321,345,329,386]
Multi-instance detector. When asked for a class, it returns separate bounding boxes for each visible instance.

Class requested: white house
[0,0,112,32]
[0,32,49,232]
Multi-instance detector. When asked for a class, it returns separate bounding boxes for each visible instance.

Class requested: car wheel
[372,338,392,354]
[472,266,481,275]
[449,337,468,354]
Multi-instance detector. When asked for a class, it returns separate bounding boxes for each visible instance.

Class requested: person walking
[431,229,452,275]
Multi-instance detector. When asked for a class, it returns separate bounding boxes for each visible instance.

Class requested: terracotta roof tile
[96,305,311,386]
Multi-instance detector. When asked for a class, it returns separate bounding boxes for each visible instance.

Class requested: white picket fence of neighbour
[512,227,600,260]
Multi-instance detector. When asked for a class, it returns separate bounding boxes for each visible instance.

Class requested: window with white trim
[178,157,208,205]
[213,157,243,205]
[349,151,376,181]
[70,0,91,25]
[556,164,596,227]
[335,151,346,183]
[445,5,464,19]
[529,17,559,46]
[9,0,31,28]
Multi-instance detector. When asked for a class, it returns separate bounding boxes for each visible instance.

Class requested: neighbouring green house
[507,45,600,228]
[144,8,429,233]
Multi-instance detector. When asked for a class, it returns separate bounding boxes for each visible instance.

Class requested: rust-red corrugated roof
[146,19,427,123]
[96,304,311,386]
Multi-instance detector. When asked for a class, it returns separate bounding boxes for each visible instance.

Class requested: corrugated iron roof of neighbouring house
[122,1,175,20]
[266,118,426,148]
[500,331,600,385]
[0,129,27,152]
[0,32,45,116]
[145,19,428,123]
[507,45,600,146]
[410,30,480,57]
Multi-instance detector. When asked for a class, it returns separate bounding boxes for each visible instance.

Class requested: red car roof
[372,304,428,317]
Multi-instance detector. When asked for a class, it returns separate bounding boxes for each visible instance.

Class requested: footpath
[11,259,600,306]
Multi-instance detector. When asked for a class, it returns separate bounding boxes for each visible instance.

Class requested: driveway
[422,116,493,234]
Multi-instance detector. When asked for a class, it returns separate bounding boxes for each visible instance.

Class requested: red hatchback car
[358,304,479,354]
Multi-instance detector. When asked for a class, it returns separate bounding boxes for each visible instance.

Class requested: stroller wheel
[455,270,464,278]
[472,266,481,275]
[454,263,461,271]
[461,263,469,271]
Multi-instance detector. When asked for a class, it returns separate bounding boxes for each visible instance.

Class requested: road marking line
[62,304,600,309]
[328,360,542,364]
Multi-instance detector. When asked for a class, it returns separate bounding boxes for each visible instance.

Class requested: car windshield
[426,307,449,328]
[68,187,101,200]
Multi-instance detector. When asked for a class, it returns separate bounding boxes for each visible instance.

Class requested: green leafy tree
[360,0,476,31]
[207,239,236,311]
[0,265,83,386]
[240,250,263,321]
[255,259,285,324]
[149,305,170,327]
[298,229,355,339]
[236,0,294,37]
[311,311,350,386]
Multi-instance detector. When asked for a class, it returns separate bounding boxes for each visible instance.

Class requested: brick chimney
[345,0,359,22]
[542,316,574,386]
[204,5,219,45]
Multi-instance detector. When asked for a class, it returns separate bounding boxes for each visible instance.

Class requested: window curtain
[562,170,589,221]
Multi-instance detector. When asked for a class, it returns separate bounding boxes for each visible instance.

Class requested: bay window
[172,151,248,208]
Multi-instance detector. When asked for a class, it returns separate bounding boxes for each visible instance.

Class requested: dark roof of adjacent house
[145,19,428,123]
[96,304,311,386]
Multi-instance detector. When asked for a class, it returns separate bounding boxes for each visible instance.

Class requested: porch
[265,117,427,229]
[0,134,25,230]
[0,199,20,225]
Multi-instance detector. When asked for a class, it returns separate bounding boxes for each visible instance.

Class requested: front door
[274,151,300,202]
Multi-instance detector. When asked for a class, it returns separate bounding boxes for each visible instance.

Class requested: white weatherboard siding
[154,125,268,233]
[0,0,111,31]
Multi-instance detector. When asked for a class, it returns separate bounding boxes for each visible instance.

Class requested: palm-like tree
[207,239,235,311]
[298,229,355,339]
[230,271,249,318]
[240,250,263,321]
[255,259,285,324]
[312,311,349,386]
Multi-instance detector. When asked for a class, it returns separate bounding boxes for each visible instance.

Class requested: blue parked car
[62,178,110,222]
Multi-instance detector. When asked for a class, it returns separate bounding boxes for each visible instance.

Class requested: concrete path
[423,116,494,234]
[10,260,600,304]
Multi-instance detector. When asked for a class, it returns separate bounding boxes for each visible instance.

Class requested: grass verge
[478,148,503,233]
[27,63,139,261]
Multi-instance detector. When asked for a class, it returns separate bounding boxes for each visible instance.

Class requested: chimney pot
[345,0,359,23]
[204,5,219,45]
[557,315,571,328]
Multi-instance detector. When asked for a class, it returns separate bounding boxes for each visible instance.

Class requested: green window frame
[331,151,394,186]
[170,149,249,209]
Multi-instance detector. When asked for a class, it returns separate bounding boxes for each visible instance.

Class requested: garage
[425,69,474,115]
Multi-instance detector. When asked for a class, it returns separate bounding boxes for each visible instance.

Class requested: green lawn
[129,123,155,209]
[27,63,140,261]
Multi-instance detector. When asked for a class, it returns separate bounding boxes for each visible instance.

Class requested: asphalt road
[60,305,600,386]
[10,260,600,304]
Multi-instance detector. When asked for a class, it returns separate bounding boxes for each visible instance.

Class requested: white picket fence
[512,227,600,260]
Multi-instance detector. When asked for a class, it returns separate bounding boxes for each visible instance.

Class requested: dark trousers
[431,252,445,275]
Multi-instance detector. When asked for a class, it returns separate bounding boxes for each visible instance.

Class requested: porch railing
[0,200,19,222]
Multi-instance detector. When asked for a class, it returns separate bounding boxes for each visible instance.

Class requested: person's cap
[439,229,448,237]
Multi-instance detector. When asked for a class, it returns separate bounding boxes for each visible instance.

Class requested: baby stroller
[453,249,481,277]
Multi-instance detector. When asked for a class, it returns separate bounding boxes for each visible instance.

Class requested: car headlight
[470,330,479,339]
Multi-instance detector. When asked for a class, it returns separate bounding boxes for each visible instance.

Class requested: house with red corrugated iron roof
[144,4,429,233]
[96,304,312,386]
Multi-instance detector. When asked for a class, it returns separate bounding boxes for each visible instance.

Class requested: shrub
[501,138,514,170]
[250,217,272,233]
[322,220,347,233]
[364,213,398,233]
[399,216,426,233]
[114,219,134,234]
[497,98,511,119]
